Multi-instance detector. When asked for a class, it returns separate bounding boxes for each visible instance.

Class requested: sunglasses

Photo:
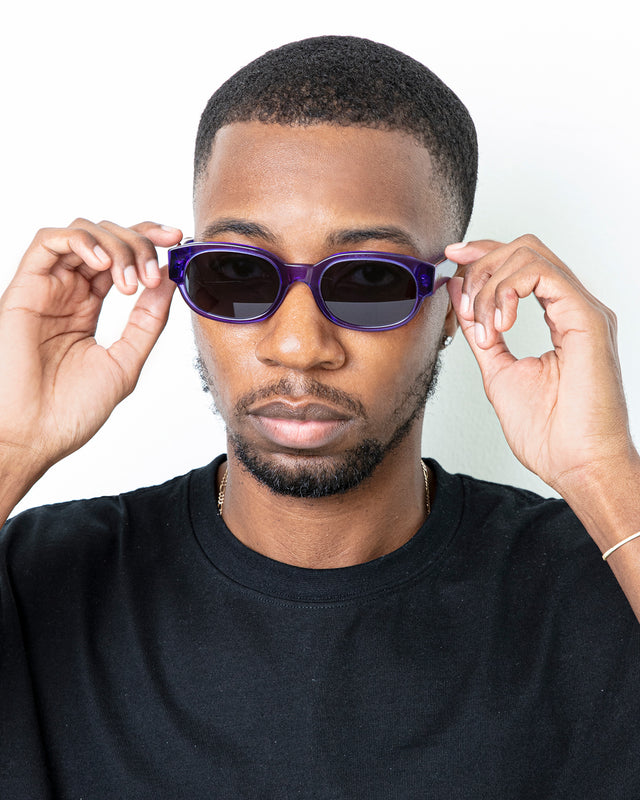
[168,240,457,332]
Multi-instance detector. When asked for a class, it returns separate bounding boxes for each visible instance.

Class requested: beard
[209,353,443,499]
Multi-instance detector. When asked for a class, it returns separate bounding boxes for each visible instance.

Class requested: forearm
[0,446,45,528]
[557,448,640,622]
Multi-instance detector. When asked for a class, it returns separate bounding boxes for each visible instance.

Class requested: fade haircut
[194,36,478,240]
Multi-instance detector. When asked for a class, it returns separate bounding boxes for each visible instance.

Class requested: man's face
[193,121,455,496]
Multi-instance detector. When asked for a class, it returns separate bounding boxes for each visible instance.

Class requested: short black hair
[194,36,478,239]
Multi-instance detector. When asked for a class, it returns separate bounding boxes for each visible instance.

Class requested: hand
[445,234,636,495]
[0,219,182,485]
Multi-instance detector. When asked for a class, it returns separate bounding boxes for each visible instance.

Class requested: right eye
[184,251,281,319]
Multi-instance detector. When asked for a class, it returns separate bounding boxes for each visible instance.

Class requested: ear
[442,296,459,343]
[441,266,466,345]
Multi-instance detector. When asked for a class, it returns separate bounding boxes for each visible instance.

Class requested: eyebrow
[198,218,421,254]
[326,226,421,253]
[199,219,279,244]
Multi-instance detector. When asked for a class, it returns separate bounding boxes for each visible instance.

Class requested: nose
[255,281,346,371]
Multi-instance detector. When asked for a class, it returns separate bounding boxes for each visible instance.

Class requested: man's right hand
[0,219,182,518]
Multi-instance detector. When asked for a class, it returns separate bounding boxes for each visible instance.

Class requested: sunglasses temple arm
[433,258,459,291]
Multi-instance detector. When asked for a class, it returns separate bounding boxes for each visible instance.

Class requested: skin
[191,122,457,566]
[0,121,639,612]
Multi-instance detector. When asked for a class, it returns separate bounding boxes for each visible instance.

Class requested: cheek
[192,317,257,409]
[370,297,446,397]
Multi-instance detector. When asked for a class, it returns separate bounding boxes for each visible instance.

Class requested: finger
[59,218,148,296]
[444,240,505,322]
[129,221,183,247]
[447,235,564,269]
[469,242,603,349]
[466,236,574,303]
[17,226,113,279]
[100,221,183,290]
[106,268,176,397]
[98,220,160,291]
[445,239,503,265]
[447,235,581,325]
[469,249,552,349]
[448,276,517,388]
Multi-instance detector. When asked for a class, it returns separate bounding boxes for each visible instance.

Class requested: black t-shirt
[1,457,639,799]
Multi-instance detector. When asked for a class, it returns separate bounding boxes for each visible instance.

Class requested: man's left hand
[445,234,637,497]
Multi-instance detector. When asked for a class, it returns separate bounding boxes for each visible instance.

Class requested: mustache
[234,377,367,419]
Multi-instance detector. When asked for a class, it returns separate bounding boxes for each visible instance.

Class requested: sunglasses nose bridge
[276,262,328,319]
[283,263,316,282]
[280,262,321,294]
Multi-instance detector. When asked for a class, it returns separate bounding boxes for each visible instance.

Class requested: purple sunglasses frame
[168,239,457,332]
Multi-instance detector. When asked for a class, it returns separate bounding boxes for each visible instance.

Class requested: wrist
[0,442,48,525]
[555,448,640,555]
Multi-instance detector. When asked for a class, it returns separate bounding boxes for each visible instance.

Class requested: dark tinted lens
[321,259,417,328]
[184,251,280,319]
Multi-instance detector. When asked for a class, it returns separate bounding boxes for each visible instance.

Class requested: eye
[335,261,405,294]
[217,256,266,281]
[349,262,397,287]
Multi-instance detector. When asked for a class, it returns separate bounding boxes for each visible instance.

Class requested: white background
[2,0,638,514]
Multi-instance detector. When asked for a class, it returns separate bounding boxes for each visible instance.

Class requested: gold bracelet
[602,531,640,562]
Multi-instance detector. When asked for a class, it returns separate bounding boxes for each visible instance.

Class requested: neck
[217,441,431,569]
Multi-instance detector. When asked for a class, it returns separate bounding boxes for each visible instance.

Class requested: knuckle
[131,233,157,259]
[466,268,493,293]
[132,220,157,231]
[68,228,96,248]
[472,287,493,318]
[585,304,610,331]
[513,244,538,262]
[518,233,542,248]
[604,306,617,330]
[69,217,92,229]
[111,240,136,264]
[494,280,512,302]
[34,226,54,241]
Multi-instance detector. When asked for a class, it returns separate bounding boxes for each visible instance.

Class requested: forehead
[194,121,447,255]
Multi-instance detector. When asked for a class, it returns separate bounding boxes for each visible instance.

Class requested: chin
[229,435,386,499]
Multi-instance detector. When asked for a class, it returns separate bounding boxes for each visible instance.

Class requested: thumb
[106,268,176,395]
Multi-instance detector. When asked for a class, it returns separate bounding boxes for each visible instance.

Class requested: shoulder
[431,462,636,625]
[431,460,605,587]
[0,458,223,577]
[432,460,582,542]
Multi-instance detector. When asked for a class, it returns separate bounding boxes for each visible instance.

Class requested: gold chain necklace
[217,461,430,517]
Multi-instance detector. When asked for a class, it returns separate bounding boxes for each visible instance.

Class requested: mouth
[247,399,354,450]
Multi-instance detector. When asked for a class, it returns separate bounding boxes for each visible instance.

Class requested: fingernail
[93,245,109,264]
[494,308,502,329]
[124,266,138,288]
[160,224,180,233]
[447,241,468,251]
[145,259,160,278]
[474,322,486,345]
[460,293,470,315]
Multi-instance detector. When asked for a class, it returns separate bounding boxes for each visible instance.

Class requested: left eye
[341,262,399,288]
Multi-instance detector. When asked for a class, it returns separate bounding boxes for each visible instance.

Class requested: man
[1,35,639,798]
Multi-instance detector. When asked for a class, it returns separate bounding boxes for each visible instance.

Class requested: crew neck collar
[189,455,463,604]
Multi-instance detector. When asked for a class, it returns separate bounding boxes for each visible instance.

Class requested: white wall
[2,0,638,513]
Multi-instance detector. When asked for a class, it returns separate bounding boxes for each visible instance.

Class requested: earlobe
[442,296,460,346]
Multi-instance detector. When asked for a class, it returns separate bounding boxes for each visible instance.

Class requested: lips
[247,399,354,450]
[252,401,351,421]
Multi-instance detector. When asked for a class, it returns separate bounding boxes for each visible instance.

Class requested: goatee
[227,354,442,499]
